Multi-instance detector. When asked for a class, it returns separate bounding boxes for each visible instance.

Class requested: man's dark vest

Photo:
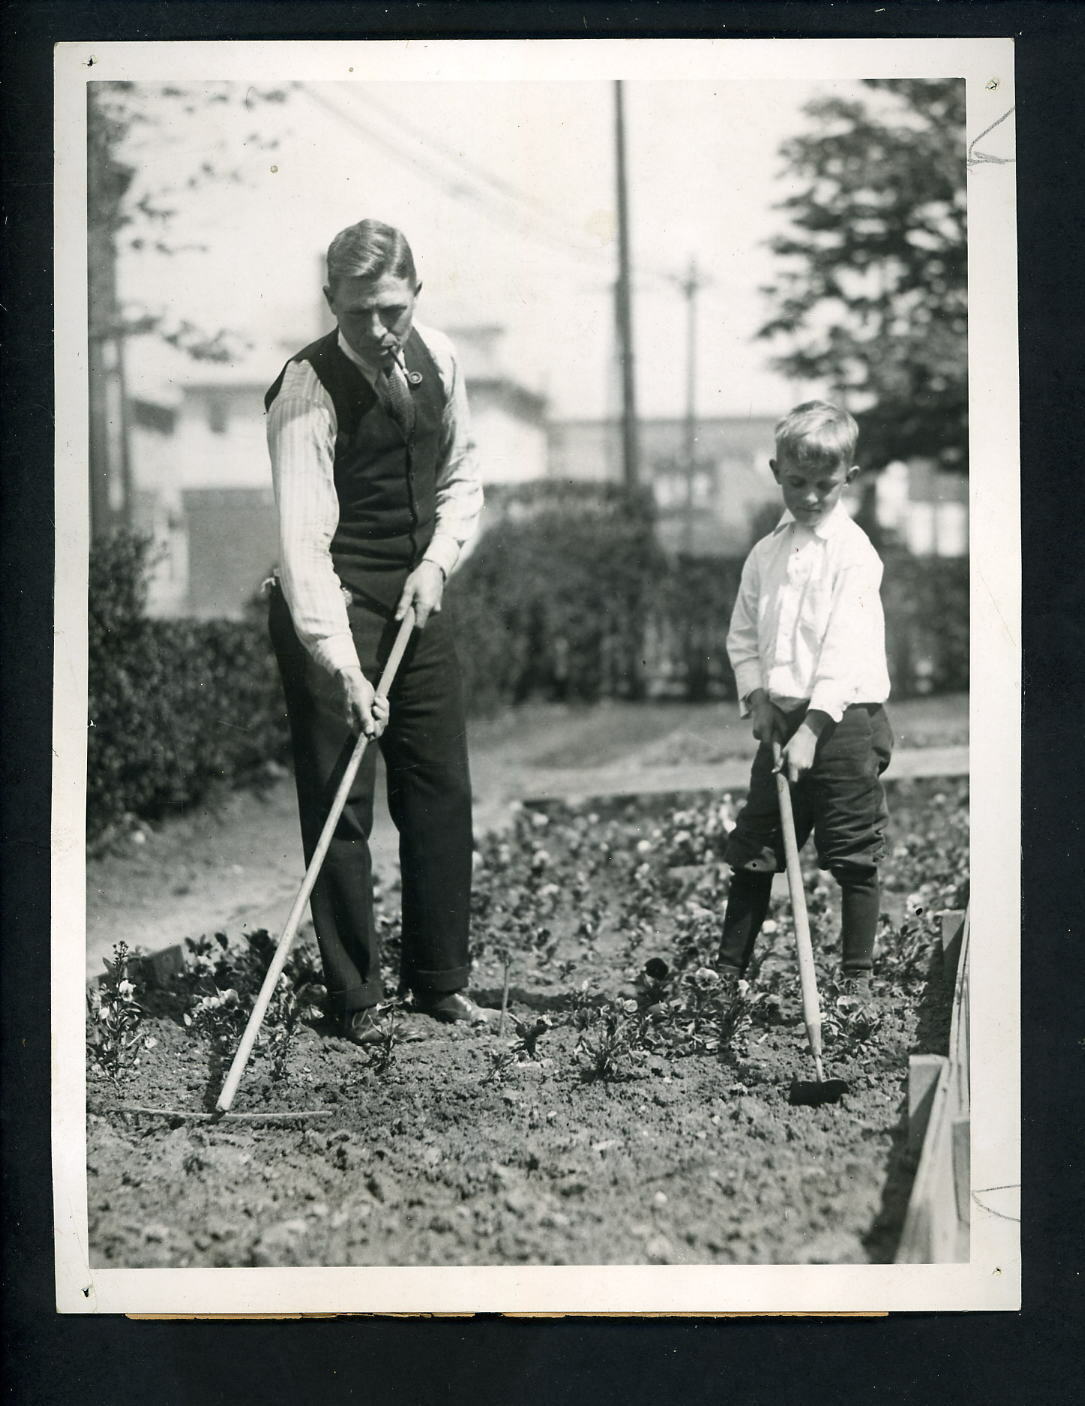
[266,328,447,613]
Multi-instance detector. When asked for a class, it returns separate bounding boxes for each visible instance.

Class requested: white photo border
[53,35,1020,1316]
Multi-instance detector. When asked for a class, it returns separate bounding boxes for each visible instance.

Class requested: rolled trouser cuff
[334,974,386,1016]
[407,964,471,998]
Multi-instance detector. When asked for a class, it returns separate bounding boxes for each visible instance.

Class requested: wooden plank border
[896,908,971,1263]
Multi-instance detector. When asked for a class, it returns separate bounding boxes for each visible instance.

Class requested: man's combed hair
[775,401,859,467]
[326,220,418,290]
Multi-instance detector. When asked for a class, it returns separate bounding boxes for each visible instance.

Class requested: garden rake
[772,740,849,1108]
[214,607,417,1117]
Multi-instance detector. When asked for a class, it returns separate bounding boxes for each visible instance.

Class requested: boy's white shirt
[727,502,891,723]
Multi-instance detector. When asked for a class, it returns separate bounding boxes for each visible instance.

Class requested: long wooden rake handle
[215,608,416,1115]
[773,740,826,1081]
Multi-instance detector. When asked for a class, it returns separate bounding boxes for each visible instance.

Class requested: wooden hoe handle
[215,608,417,1115]
[773,740,825,1076]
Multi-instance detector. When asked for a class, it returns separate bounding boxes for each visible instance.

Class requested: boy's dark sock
[718,868,774,973]
[837,866,880,974]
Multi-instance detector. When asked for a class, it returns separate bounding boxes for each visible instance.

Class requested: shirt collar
[337,329,384,384]
[774,501,850,541]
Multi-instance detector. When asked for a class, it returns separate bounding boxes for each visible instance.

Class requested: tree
[759,79,967,474]
[87,82,289,534]
[89,82,289,357]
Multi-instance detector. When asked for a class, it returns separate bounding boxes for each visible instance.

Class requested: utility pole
[613,80,639,491]
[88,86,134,538]
[679,256,708,556]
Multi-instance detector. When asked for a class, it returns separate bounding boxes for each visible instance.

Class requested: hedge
[89,504,968,835]
[449,485,968,709]
[87,533,289,844]
[447,481,667,711]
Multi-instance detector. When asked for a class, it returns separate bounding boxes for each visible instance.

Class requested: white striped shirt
[727,503,891,723]
[267,324,483,676]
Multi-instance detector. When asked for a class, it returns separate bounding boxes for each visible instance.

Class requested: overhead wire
[297,82,679,287]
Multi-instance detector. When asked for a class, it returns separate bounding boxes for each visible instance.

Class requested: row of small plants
[89,777,968,1095]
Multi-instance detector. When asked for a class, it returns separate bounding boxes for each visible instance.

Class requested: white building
[124,322,549,618]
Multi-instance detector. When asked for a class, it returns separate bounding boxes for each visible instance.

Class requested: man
[266,219,492,1045]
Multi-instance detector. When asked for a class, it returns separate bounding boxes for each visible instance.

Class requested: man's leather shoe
[415,991,495,1026]
[339,1008,388,1046]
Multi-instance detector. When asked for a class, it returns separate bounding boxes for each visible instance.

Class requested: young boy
[718,401,893,998]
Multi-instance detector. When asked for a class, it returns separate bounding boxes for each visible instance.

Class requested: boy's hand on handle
[395,560,445,630]
[776,711,830,782]
[779,723,817,782]
[336,666,389,739]
[748,689,782,747]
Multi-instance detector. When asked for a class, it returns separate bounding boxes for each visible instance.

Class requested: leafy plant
[87,942,153,1084]
[820,980,885,1051]
[263,977,309,1081]
[184,986,243,1045]
[175,930,323,1082]
[482,1044,520,1086]
[366,1001,406,1077]
[511,1015,551,1060]
[576,1001,651,1082]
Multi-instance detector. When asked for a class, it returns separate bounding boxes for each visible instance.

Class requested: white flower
[762,919,778,935]
[636,839,652,855]
[532,811,550,829]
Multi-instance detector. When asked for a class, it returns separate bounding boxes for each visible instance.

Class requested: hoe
[773,741,849,1109]
[214,608,417,1118]
[111,609,418,1126]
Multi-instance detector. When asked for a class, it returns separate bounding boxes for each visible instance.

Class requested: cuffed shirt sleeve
[727,549,764,716]
[267,365,360,677]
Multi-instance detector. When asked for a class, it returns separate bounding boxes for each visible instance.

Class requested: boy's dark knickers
[723,702,893,879]
[719,703,892,974]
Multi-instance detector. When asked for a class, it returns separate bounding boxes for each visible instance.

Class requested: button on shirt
[267,324,483,677]
[726,503,890,723]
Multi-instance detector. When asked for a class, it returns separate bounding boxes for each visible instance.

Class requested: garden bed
[87,775,968,1268]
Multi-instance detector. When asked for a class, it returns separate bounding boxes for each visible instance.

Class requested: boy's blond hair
[774,400,859,468]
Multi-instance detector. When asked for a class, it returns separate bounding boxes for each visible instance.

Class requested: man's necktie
[380,360,416,437]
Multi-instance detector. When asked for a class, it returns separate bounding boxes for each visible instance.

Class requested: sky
[116,77,853,420]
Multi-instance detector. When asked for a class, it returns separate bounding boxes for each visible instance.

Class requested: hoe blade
[788,1077,849,1108]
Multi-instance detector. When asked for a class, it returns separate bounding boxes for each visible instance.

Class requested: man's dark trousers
[269,584,473,1016]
